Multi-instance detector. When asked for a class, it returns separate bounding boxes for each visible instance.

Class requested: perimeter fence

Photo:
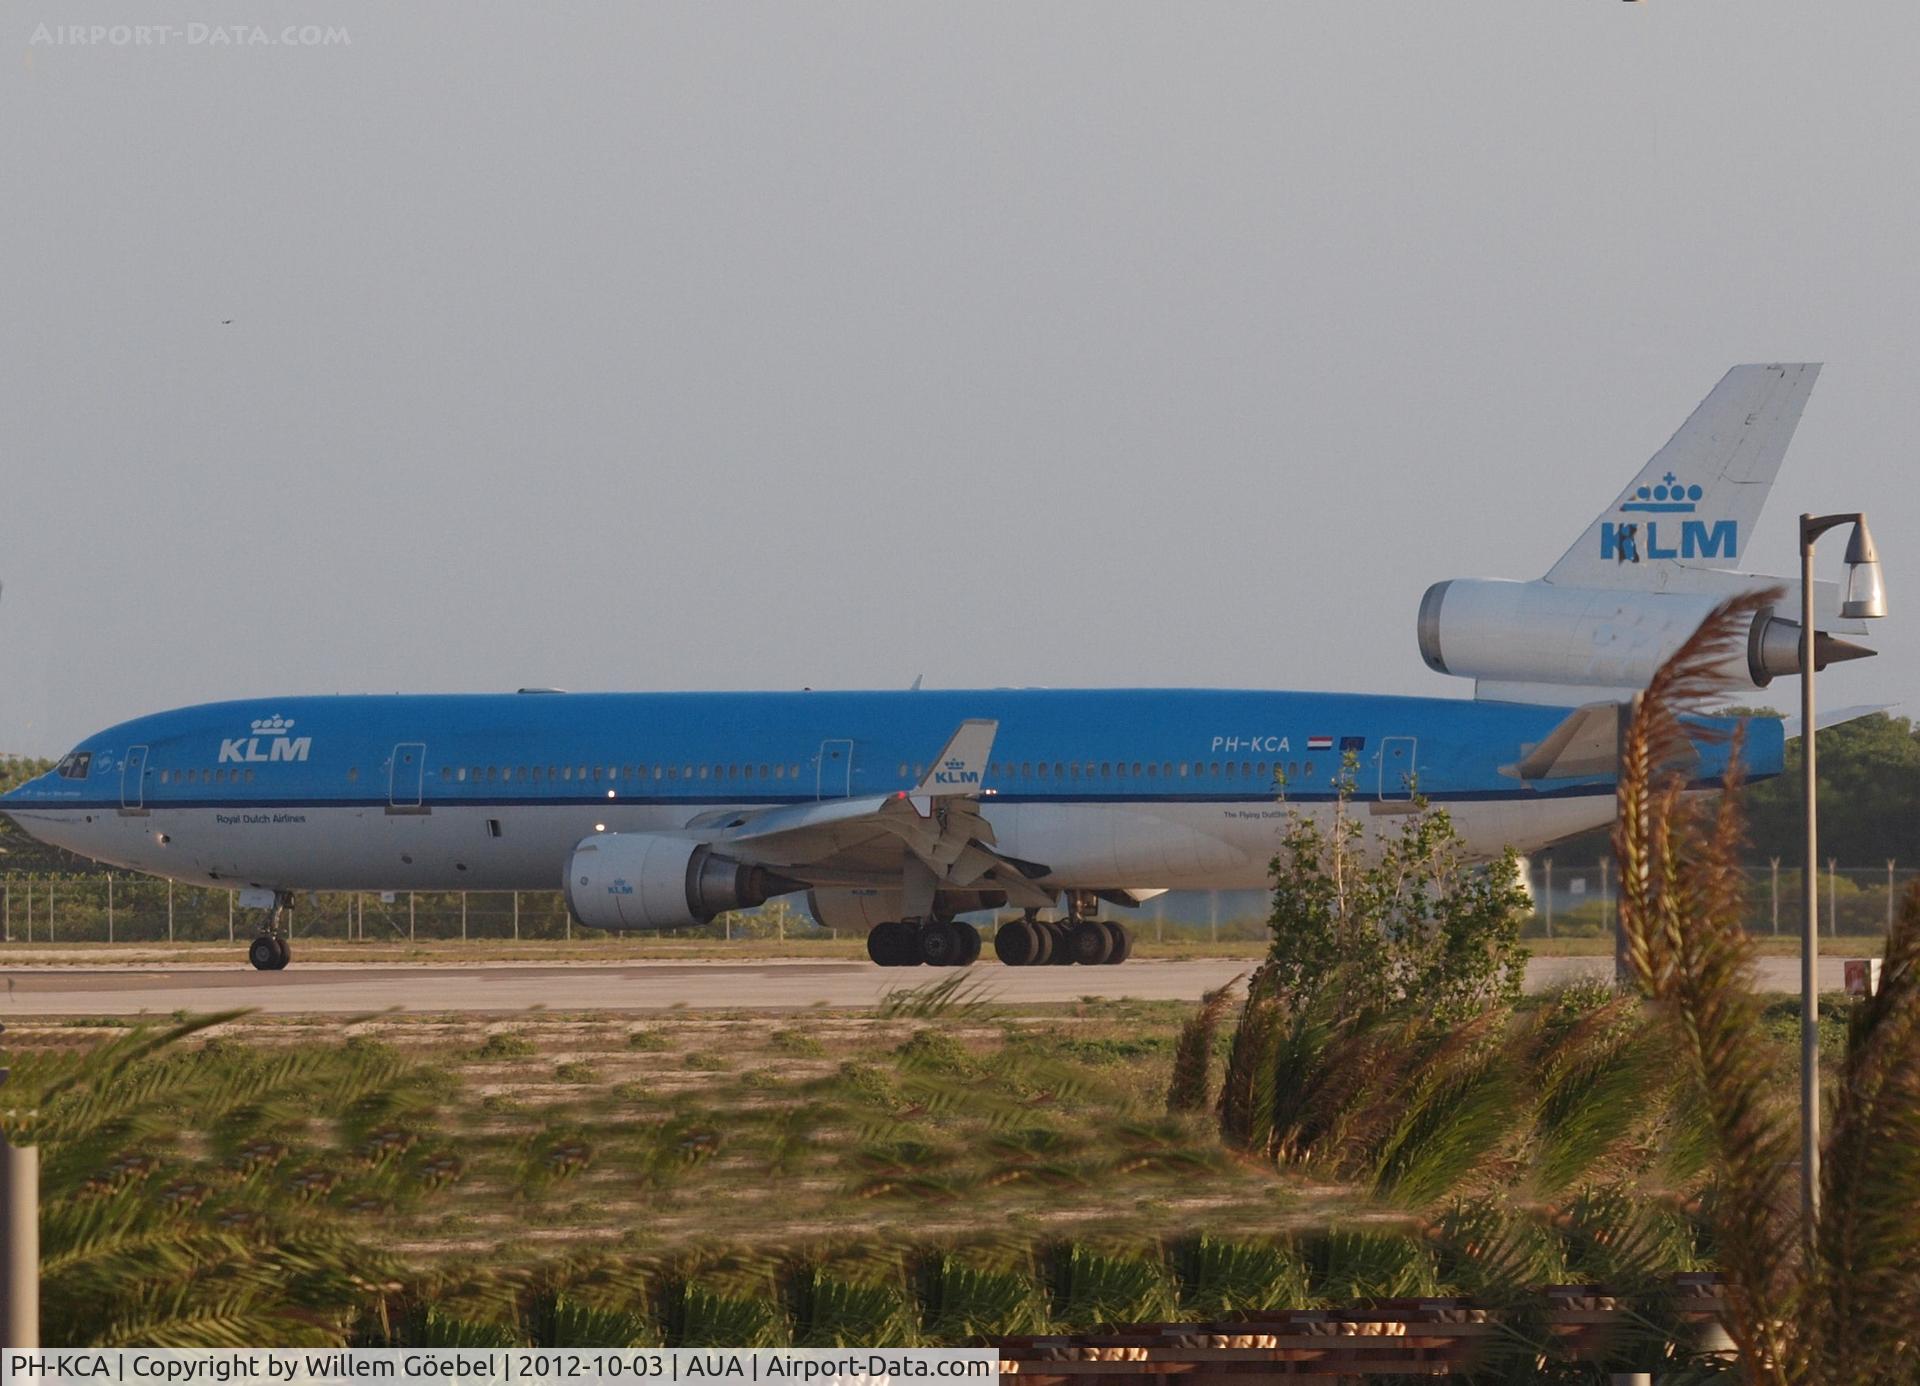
[0,864,1912,946]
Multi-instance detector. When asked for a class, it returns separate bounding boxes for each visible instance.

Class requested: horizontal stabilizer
[1781,704,1894,742]
[1508,702,1623,781]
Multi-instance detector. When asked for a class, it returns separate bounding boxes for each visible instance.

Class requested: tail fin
[1543,363,1820,590]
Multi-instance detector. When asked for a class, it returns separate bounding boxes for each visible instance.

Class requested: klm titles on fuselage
[218,716,311,765]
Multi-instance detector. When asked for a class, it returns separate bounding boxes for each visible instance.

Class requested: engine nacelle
[807,888,904,933]
[564,834,792,931]
[1418,579,1871,695]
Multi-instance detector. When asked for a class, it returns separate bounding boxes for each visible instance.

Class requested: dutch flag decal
[1306,735,1333,751]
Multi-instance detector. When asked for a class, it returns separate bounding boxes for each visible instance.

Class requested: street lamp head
[1841,517,1888,620]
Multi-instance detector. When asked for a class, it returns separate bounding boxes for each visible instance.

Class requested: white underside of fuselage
[7,793,1617,900]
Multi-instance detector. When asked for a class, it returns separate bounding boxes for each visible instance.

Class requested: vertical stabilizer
[1543,363,1820,591]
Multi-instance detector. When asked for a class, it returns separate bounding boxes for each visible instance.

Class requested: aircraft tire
[919,920,966,968]
[1029,921,1054,966]
[273,937,292,970]
[955,922,982,966]
[991,919,1035,966]
[249,936,280,971]
[868,922,917,967]
[1100,921,1131,964]
[1047,920,1077,965]
[1067,920,1113,966]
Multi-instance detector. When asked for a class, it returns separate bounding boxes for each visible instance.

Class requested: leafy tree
[1264,764,1529,1023]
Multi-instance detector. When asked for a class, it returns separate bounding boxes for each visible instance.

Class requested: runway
[0,955,1852,1016]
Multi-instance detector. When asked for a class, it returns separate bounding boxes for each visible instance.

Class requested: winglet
[913,719,998,797]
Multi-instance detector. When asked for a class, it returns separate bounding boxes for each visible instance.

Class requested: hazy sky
[4,2,1916,755]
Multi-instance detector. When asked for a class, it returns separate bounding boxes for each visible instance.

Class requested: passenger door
[1378,737,1417,801]
[120,744,148,815]
[816,739,853,799]
[388,742,427,813]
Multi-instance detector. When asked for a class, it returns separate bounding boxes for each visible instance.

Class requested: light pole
[1798,511,1888,1237]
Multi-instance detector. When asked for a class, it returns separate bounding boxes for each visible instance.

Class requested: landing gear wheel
[249,936,280,971]
[992,920,1036,966]
[1046,920,1076,965]
[867,921,920,967]
[1100,921,1131,964]
[272,937,292,970]
[919,920,967,968]
[954,923,982,966]
[1067,919,1114,966]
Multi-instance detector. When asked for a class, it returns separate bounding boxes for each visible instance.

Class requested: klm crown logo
[250,715,296,735]
[933,756,979,786]
[1601,473,1737,564]
[1620,472,1704,514]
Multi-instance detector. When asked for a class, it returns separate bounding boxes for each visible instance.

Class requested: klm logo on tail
[1601,472,1737,563]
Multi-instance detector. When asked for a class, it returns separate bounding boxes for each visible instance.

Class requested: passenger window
[1022,761,1032,777]
[1145,763,1157,778]
[1242,762,1252,777]
[1037,762,1050,779]
[1163,762,1174,777]
[1225,762,1236,779]
[1101,762,1111,777]
[160,770,170,784]
[246,768,255,783]
[439,767,450,781]
[1132,762,1143,776]
[698,766,710,780]
[1179,763,1189,778]
[1257,762,1267,779]
[562,766,573,781]
[773,764,784,780]
[456,768,467,782]
[1054,762,1065,778]
[1210,762,1220,777]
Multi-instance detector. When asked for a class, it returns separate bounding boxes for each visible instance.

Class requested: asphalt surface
[0,955,1855,1016]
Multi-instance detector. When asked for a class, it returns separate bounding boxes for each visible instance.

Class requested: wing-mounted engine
[1418,363,1877,706]
[564,834,802,931]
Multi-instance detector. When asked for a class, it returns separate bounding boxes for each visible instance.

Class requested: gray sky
[4,1,1916,755]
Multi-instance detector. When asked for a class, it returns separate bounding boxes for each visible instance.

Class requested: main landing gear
[991,912,1130,967]
[866,918,983,968]
[865,900,1133,969]
[248,890,295,972]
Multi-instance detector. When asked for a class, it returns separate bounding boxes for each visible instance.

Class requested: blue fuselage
[1,687,1776,897]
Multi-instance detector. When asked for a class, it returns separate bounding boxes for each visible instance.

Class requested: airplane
[0,364,1873,973]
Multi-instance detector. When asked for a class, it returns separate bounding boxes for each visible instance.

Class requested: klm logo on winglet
[1601,473,1736,563]
[218,715,313,764]
[933,756,979,787]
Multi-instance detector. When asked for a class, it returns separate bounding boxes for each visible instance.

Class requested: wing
[701,720,1057,909]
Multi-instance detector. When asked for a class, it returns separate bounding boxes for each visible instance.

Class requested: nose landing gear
[248,891,295,971]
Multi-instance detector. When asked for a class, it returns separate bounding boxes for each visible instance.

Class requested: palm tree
[1614,589,1920,1382]
[2,1013,423,1346]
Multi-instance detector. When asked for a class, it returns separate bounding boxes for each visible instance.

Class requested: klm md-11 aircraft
[1,366,1870,972]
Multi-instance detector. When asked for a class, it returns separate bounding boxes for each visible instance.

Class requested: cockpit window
[55,751,92,780]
